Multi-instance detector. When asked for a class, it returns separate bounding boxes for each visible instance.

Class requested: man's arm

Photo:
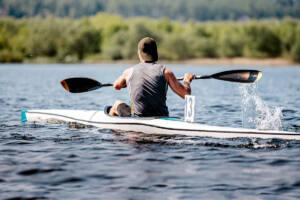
[113,68,133,90]
[164,68,195,99]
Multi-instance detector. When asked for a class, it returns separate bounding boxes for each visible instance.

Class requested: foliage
[0,15,300,63]
[243,23,282,58]
[291,26,300,62]
[217,25,244,58]
[291,40,300,62]
[0,49,23,62]
[1,0,300,21]
[69,20,102,60]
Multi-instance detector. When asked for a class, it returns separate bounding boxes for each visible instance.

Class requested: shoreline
[163,58,297,66]
[2,57,297,67]
[87,58,298,67]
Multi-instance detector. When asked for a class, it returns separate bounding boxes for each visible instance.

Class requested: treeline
[0,0,300,21]
[0,14,300,63]
[0,0,105,18]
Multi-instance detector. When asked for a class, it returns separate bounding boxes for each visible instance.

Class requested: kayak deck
[21,109,300,140]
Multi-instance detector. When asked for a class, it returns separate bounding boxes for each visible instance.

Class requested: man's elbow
[179,89,191,99]
[185,87,191,96]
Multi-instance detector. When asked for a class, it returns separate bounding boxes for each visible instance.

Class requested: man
[109,37,195,117]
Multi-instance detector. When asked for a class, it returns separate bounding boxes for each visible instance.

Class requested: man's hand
[183,73,195,84]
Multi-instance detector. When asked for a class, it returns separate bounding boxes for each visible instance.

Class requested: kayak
[21,107,300,140]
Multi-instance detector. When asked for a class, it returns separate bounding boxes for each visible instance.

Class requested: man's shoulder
[163,67,176,83]
[123,67,133,82]
[163,67,172,75]
[123,67,133,76]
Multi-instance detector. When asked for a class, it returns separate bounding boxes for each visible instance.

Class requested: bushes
[102,21,159,60]
[70,26,101,60]
[160,35,191,60]
[291,40,300,62]
[217,26,244,57]
[189,37,218,58]
[0,49,23,62]
[289,24,300,62]
[243,24,282,58]
[0,15,299,63]
[102,30,128,60]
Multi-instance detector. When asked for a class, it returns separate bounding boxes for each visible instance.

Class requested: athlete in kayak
[109,37,195,117]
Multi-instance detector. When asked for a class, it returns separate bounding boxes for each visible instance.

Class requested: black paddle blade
[60,77,102,93]
[211,70,262,83]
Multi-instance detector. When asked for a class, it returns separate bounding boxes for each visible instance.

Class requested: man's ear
[138,50,145,62]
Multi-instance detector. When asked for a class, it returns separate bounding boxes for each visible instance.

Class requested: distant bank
[1,0,299,21]
[162,58,297,66]
[81,58,296,67]
[1,13,300,64]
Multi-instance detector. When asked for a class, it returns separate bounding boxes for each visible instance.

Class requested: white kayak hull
[21,109,300,140]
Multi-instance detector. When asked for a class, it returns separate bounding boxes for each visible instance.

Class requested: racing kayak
[21,108,300,140]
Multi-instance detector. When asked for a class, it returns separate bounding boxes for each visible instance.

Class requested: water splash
[239,84,282,130]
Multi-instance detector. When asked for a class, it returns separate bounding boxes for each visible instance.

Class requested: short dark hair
[138,37,158,62]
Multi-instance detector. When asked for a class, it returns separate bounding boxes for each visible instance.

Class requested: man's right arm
[113,68,133,90]
[164,68,195,99]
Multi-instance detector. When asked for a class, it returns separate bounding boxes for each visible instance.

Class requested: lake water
[0,64,300,199]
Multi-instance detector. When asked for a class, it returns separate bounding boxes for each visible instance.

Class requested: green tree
[243,23,282,57]
[70,25,101,60]
[160,35,191,60]
[218,26,244,57]
[291,40,300,62]
[102,29,128,60]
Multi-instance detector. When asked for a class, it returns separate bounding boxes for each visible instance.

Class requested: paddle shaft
[101,83,113,87]
[177,75,211,81]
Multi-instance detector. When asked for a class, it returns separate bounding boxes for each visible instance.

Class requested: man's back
[127,62,169,117]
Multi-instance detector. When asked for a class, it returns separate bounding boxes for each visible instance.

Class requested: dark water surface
[0,64,300,200]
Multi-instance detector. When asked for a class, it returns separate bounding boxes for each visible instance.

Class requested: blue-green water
[0,64,300,199]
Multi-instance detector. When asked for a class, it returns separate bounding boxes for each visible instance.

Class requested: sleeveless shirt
[127,62,169,117]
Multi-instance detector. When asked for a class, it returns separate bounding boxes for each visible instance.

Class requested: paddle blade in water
[60,78,102,93]
[212,70,262,83]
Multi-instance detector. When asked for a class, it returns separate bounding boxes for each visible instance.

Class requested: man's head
[138,37,158,62]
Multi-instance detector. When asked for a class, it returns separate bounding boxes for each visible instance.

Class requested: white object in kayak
[184,95,195,123]
[21,108,300,140]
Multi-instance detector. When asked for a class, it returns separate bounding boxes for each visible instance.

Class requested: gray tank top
[127,62,169,117]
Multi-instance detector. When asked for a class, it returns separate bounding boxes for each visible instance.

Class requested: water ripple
[52,177,85,186]
[18,168,64,176]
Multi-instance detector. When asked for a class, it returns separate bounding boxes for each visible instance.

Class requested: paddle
[60,69,262,93]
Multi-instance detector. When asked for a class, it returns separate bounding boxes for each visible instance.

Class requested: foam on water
[239,84,283,130]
